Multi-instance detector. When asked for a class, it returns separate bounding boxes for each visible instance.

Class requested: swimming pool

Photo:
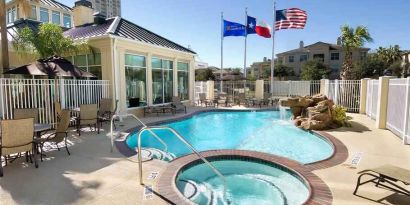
[176,158,310,205]
[126,111,334,164]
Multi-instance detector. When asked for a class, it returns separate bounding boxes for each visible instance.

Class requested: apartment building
[5,0,73,28]
[277,40,370,79]
[89,0,121,17]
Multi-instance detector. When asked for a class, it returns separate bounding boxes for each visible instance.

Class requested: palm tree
[340,25,373,80]
[376,45,402,65]
[13,23,91,59]
[1,0,8,74]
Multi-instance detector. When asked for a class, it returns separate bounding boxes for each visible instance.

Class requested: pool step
[140,148,176,161]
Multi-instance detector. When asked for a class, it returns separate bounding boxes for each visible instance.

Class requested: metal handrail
[109,114,168,153]
[137,126,228,201]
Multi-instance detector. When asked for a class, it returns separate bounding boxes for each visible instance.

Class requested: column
[320,79,327,95]
[146,53,153,106]
[189,60,195,104]
[173,58,178,97]
[206,80,214,100]
[375,76,390,129]
[255,80,264,100]
[359,78,369,114]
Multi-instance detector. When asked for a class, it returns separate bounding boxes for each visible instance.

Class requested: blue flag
[246,16,257,35]
[223,20,246,37]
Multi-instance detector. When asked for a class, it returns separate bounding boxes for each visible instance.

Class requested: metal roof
[64,17,196,54]
[40,0,73,12]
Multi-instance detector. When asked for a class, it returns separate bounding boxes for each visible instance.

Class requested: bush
[195,68,215,81]
[332,105,352,127]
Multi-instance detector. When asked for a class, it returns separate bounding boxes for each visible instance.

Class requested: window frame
[299,54,308,62]
[330,52,340,61]
[288,55,295,63]
[151,57,174,105]
[177,62,189,101]
[63,13,71,28]
[39,7,49,23]
[125,53,148,109]
[51,10,61,25]
[29,5,37,20]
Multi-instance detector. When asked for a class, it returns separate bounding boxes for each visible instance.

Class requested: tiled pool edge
[156,150,333,205]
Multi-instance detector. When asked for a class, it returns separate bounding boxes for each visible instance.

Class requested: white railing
[0,78,110,125]
[263,80,321,97]
[194,81,207,103]
[325,80,361,113]
[214,80,256,98]
[386,78,410,143]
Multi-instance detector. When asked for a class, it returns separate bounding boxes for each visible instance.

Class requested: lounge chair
[76,104,99,136]
[55,101,62,122]
[98,99,118,128]
[39,110,71,161]
[171,96,187,113]
[14,108,39,123]
[0,118,38,177]
[353,165,410,197]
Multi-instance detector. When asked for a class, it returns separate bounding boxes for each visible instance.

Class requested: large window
[29,5,37,20]
[330,53,339,61]
[63,14,71,28]
[40,7,49,23]
[125,54,147,108]
[288,56,295,63]
[299,54,308,62]
[52,11,61,25]
[7,6,17,23]
[69,53,102,79]
[177,62,189,100]
[152,58,173,104]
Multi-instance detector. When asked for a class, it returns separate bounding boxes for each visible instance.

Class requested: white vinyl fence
[366,79,379,119]
[325,80,361,113]
[386,78,410,142]
[0,78,110,125]
[266,80,321,97]
[214,80,256,98]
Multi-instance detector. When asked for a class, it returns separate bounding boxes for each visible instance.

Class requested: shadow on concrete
[328,121,372,133]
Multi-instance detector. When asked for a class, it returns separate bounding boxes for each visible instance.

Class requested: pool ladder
[109,114,228,202]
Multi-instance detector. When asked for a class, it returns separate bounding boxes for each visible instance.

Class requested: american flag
[275,8,307,31]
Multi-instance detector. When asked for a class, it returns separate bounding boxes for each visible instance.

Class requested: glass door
[152,58,173,105]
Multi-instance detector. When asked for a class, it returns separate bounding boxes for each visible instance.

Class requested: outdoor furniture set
[144,96,187,116]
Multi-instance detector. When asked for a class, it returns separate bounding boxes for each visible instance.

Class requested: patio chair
[353,165,410,197]
[171,96,187,113]
[99,99,119,129]
[55,101,62,122]
[14,108,39,123]
[199,93,212,107]
[0,118,38,177]
[39,110,71,161]
[76,104,99,136]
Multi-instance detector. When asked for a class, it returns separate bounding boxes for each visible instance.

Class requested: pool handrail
[109,114,168,153]
[137,126,228,202]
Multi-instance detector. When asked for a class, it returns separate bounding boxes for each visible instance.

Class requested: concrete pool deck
[0,107,409,205]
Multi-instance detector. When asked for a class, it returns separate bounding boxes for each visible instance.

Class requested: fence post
[321,79,329,96]
[59,78,66,108]
[334,79,339,104]
[359,78,369,114]
[206,80,214,100]
[376,76,391,129]
[402,77,410,144]
[288,80,292,97]
[255,80,264,100]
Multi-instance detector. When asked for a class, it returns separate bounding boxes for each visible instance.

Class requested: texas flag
[247,16,272,38]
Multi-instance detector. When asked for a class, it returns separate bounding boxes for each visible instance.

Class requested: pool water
[126,111,333,164]
[176,159,310,205]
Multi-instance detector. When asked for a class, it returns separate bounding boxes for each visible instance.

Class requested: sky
[57,0,410,68]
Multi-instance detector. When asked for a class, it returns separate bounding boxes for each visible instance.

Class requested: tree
[376,45,402,65]
[195,68,215,81]
[13,23,90,59]
[340,25,373,79]
[352,54,387,79]
[301,60,330,80]
[261,64,294,79]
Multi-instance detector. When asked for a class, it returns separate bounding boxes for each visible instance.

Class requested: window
[7,6,17,23]
[125,54,147,108]
[330,53,339,61]
[70,53,102,79]
[313,54,325,62]
[177,62,189,100]
[299,54,308,62]
[288,56,295,63]
[152,58,173,104]
[52,11,60,25]
[29,5,37,20]
[360,51,367,60]
[40,7,49,23]
[63,14,71,28]
[7,9,12,23]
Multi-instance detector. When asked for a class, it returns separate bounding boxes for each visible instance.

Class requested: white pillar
[359,78,369,114]
[189,60,195,105]
[255,80,264,100]
[146,53,153,106]
[376,76,390,129]
[173,58,178,97]
[206,80,214,100]
[402,77,410,144]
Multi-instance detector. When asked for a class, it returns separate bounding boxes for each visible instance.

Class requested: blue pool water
[176,159,310,205]
[126,111,333,164]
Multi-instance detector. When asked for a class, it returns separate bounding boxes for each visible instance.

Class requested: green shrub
[332,105,352,127]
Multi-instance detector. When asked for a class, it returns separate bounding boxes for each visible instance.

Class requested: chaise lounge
[353,164,410,197]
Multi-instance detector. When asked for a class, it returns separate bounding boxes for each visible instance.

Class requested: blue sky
[58,0,410,68]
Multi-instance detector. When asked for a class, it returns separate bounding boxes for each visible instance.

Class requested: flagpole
[270,1,276,94]
[220,12,224,92]
[244,7,248,79]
